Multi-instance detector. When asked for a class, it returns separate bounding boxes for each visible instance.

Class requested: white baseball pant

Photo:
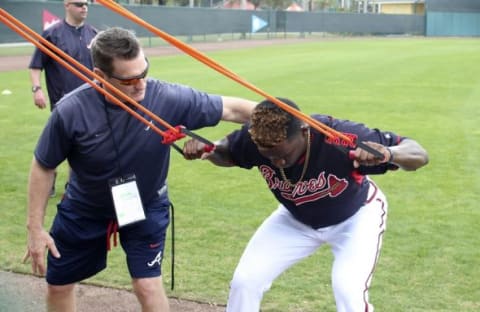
[226,182,387,312]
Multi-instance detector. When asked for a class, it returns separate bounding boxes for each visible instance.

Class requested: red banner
[42,9,61,31]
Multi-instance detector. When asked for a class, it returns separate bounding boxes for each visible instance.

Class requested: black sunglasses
[109,59,150,86]
[69,2,89,8]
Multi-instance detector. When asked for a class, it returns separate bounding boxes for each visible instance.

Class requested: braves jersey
[34,79,223,218]
[29,20,97,105]
[227,115,404,228]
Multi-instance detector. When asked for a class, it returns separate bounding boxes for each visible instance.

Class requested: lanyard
[103,101,133,175]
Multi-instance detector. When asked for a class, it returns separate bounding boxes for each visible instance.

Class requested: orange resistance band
[0,9,186,144]
[96,0,352,143]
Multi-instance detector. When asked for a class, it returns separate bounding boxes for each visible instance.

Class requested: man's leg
[132,276,169,312]
[122,201,170,312]
[47,283,76,312]
[329,184,388,312]
[227,205,322,312]
[47,201,109,311]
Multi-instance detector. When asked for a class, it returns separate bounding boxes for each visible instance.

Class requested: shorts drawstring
[106,220,118,251]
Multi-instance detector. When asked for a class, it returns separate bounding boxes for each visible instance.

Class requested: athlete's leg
[132,276,169,312]
[226,205,324,312]
[46,283,76,312]
[328,183,388,312]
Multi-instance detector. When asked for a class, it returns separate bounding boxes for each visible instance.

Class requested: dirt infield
[0,37,318,72]
[0,270,224,312]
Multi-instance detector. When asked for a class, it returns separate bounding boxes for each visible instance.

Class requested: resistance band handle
[356,141,385,159]
[330,139,383,160]
[203,144,215,153]
[171,142,215,155]
[171,143,184,155]
[169,127,215,156]
[180,127,215,152]
[348,142,384,160]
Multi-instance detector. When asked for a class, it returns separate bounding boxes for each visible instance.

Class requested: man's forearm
[29,69,42,88]
[27,158,55,231]
[220,96,256,123]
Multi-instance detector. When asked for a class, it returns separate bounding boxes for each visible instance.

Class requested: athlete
[24,27,256,312]
[182,98,429,312]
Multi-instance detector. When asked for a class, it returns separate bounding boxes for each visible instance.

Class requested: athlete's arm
[183,137,235,167]
[384,138,429,171]
[220,96,256,123]
[350,139,429,171]
[24,158,61,275]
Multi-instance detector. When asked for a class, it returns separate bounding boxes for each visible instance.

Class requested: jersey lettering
[259,165,349,206]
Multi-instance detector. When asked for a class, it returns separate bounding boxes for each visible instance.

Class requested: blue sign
[251,15,268,33]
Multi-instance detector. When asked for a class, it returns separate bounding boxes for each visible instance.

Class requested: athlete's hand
[182,139,215,160]
[23,228,60,276]
[349,141,392,168]
[33,90,47,109]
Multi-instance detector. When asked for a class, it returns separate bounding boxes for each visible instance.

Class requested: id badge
[109,174,146,227]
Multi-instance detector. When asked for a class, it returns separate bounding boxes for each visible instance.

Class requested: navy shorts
[46,198,170,285]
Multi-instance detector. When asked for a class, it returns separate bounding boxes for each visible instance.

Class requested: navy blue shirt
[34,79,223,218]
[227,115,403,229]
[29,20,97,107]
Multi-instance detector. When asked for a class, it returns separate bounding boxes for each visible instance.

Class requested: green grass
[1,37,479,311]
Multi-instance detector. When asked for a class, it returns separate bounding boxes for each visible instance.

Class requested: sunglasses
[69,2,89,8]
[109,59,149,86]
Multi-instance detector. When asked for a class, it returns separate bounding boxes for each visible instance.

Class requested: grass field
[0,37,479,311]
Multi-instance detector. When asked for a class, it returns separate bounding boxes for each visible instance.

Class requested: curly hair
[249,98,302,147]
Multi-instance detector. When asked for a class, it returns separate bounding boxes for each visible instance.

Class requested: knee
[332,276,369,310]
[133,277,157,299]
[230,269,271,294]
[132,277,168,310]
[230,270,249,290]
[46,283,76,311]
[333,270,360,294]
[47,283,75,297]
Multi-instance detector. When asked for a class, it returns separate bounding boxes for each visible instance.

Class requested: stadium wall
[425,0,480,36]
[0,0,424,44]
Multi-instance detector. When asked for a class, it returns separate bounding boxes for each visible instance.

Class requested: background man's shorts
[46,198,170,285]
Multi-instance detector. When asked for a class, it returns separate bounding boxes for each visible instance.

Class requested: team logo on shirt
[259,166,348,206]
[87,38,94,49]
[144,120,154,131]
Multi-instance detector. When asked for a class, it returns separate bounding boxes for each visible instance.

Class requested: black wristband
[386,147,394,163]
